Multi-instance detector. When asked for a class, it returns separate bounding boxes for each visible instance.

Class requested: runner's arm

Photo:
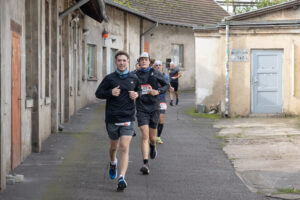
[156,72,169,94]
[95,76,112,99]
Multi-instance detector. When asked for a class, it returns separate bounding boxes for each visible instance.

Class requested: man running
[153,60,170,144]
[135,52,169,175]
[169,62,182,106]
[95,51,140,191]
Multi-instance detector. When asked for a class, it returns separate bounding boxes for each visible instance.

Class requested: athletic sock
[111,159,117,165]
[143,159,148,165]
[157,124,164,137]
[119,174,124,179]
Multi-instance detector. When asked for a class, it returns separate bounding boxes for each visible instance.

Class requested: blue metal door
[251,50,283,113]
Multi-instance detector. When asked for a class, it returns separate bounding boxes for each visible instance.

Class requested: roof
[226,0,300,21]
[104,0,229,27]
[76,0,107,23]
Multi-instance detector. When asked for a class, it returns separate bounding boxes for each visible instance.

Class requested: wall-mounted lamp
[102,29,109,39]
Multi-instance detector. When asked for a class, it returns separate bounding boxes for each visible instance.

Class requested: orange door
[11,31,21,170]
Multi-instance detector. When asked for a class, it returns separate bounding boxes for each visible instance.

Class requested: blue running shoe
[109,163,117,180]
[117,176,127,191]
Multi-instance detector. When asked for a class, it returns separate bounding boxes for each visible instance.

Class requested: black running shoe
[176,98,179,105]
[149,144,157,159]
[117,176,127,191]
[140,164,150,175]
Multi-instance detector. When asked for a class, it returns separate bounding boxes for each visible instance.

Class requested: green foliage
[256,0,290,9]
[277,188,300,194]
[185,107,221,120]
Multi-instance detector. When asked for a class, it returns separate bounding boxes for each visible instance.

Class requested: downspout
[140,22,158,54]
[225,22,230,117]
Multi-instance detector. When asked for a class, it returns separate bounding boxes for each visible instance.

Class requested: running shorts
[106,122,135,140]
[136,110,159,129]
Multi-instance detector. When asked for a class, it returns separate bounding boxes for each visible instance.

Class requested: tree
[256,0,290,9]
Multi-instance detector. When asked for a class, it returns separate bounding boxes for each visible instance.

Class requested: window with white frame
[171,44,184,68]
[86,44,97,79]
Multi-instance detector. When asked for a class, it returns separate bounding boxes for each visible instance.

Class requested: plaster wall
[195,35,224,108]
[0,0,32,189]
[144,23,195,90]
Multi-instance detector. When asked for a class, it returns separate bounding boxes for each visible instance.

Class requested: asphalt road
[0,92,264,200]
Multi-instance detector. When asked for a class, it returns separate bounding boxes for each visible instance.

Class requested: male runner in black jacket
[95,51,140,191]
[135,52,169,175]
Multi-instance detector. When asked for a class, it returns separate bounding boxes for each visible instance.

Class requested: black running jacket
[136,68,169,113]
[95,72,140,123]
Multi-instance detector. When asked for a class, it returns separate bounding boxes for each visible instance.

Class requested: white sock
[110,159,117,165]
[119,174,124,179]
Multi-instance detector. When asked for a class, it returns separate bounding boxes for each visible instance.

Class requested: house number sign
[231,49,248,62]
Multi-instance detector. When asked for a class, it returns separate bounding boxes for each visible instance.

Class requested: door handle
[253,76,258,84]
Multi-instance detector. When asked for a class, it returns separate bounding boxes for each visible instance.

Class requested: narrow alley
[0,92,263,200]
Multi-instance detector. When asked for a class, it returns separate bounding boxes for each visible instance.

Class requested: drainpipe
[225,22,230,117]
[140,22,158,54]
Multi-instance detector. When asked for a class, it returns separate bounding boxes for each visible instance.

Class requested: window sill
[87,77,98,81]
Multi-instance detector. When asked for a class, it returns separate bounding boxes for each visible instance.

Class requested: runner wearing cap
[169,62,182,106]
[135,52,169,175]
[153,60,170,144]
[95,51,140,191]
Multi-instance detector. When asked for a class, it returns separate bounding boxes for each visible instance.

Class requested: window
[86,44,97,79]
[171,44,184,68]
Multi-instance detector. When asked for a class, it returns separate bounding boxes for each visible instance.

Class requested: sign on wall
[231,49,248,62]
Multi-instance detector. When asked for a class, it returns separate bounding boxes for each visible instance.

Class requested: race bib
[115,122,131,126]
[141,84,152,95]
[160,102,167,110]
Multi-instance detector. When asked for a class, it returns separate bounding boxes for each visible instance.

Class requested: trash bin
[196,104,205,113]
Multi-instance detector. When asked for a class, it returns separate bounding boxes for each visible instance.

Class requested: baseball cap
[170,61,175,65]
[138,52,150,61]
[154,60,162,66]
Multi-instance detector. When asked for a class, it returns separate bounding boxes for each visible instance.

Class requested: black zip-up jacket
[136,68,169,113]
[95,71,140,123]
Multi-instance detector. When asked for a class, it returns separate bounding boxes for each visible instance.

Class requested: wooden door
[11,31,21,170]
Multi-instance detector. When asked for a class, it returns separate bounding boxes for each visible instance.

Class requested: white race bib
[141,84,152,95]
[114,122,131,126]
[160,102,167,110]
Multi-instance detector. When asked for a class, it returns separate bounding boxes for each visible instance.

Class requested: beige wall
[195,26,300,116]
[144,23,195,90]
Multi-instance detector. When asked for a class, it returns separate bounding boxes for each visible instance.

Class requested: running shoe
[156,137,163,144]
[117,176,127,191]
[109,163,117,180]
[169,100,173,106]
[150,144,157,159]
[176,98,179,105]
[140,164,150,175]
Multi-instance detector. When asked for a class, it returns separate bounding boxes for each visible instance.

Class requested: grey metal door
[251,50,283,113]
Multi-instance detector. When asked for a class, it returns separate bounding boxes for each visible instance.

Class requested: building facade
[194,0,300,116]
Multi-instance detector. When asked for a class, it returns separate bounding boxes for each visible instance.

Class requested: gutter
[59,0,109,22]
[140,22,158,54]
[59,0,90,20]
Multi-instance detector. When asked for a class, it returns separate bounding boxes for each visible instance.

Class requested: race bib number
[141,84,152,95]
[160,102,167,110]
[115,122,131,126]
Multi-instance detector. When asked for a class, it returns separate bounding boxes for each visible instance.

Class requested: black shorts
[136,110,159,129]
[170,81,178,91]
[106,122,135,140]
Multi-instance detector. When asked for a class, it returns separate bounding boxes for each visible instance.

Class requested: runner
[135,52,169,175]
[95,51,140,191]
[153,60,170,144]
[169,62,182,106]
